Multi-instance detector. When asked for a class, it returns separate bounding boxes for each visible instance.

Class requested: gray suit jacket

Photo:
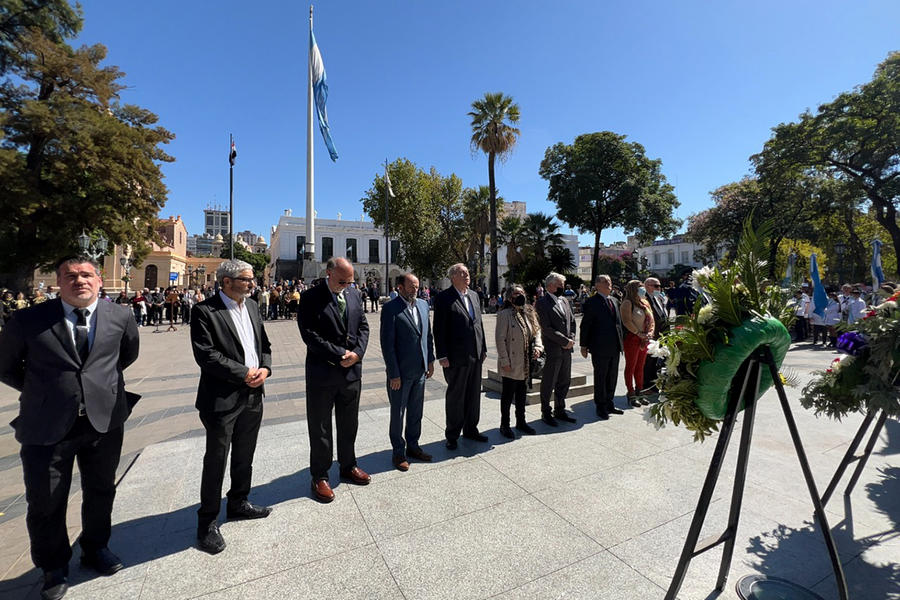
[0,298,140,445]
[535,293,576,357]
[380,296,434,380]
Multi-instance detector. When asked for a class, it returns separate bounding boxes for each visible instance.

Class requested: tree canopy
[539,131,680,283]
[0,9,174,291]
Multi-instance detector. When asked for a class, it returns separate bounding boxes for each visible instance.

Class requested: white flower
[691,265,714,291]
[878,300,897,312]
[647,339,671,358]
[697,305,715,325]
[831,355,854,374]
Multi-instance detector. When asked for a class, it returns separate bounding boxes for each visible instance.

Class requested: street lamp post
[834,242,846,286]
[190,265,206,288]
[77,230,108,262]
[119,254,134,295]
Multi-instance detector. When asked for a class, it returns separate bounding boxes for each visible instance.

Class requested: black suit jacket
[0,298,140,445]
[580,294,624,356]
[433,287,486,365]
[190,293,272,413]
[298,281,369,385]
[648,293,669,339]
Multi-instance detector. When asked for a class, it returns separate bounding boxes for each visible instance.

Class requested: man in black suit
[0,257,140,600]
[190,259,273,554]
[298,257,371,502]
[380,273,435,471]
[433,263,487,449]
[580,275,624,420]
[642,277,669,399]
[535,272,578,426]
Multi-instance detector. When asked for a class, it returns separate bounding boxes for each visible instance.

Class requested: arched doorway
[144,265,158,289]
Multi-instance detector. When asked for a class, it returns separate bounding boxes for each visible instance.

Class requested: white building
[268,211,402,290]
[634,234,721,277]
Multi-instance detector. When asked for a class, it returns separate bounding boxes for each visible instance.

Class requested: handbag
[529,339,545,380]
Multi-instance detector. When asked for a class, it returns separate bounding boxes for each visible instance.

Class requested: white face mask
[638,287,646,297]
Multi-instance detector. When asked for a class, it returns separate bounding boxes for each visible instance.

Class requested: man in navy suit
[298,257,370,502]
[580,275,624,420]
[0,257,140,600]
[433,263,487,449]
[380,273,435,471]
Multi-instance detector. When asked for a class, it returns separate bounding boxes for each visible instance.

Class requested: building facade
[634,234,720,277]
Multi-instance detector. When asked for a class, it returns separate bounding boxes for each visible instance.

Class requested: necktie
[410,303,419,328]
[336,292,346,320]
[73,308,90,363]
[607,297,614,313]
[466,294,475,320]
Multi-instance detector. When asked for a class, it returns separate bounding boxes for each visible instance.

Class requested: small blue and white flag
[871,239,885,289]
[783,252,795,287]
[809,253,827,319]
[310,29,338,161]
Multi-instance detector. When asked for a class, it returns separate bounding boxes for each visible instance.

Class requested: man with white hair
[190,259,272,554]
[433,263,487,449]
[642,277,669,399]
[535,272,577,425]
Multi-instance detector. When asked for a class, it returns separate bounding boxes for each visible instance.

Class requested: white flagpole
[305,5,316,269]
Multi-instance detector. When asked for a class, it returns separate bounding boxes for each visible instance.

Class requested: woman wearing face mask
[620,280,655,406]
[495,285,543,438]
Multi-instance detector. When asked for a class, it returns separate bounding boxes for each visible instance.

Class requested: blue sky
[75,1,899,247]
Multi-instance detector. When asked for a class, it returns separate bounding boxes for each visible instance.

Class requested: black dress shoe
[608,407,624,415]
[445,438,458,450]
[226,500,272,521]
[542,414,558,427]
[197,522,226,554]
[499,426,515,439]
[554,411,577,423]
[80,547,123,575]
[462,431,489,442]
[41,569,68,600]
[515,423,537,435]
[596,409,609,421]
[407,447,432,462]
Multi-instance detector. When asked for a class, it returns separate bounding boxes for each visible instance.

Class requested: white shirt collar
[61,297,99,316]
[219,289,244,310]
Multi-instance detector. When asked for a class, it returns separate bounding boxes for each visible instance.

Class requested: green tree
[539,131,680,283]
[0,26,174,291]
[469,92,520,296]
[361,158,469,282]
[513,213,575,290]
[462,185,496,285]
[221,239,268,277]
[0,0,82,73]
[497,214,525,283]
[759,52,900,265]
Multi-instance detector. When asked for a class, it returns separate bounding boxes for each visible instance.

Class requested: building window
[321,237,333,261]
[653,251,660,266]
[368,239,379,264]
[667,250,675,265]
[390,240,400,264]
[296,235,306,260]
[346,238,358,263]
[681,250,689,264]
[144,265,158,289]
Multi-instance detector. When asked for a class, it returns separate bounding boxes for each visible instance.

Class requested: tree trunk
[488,153,498,296]
[767,238,780,281]
[867,191,900,279]
[479,232,486,286]
[0,261,38,295]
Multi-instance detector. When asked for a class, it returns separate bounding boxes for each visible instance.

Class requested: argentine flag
[871,239,885,289]
[310,29,338,161]
[809,253,827,319]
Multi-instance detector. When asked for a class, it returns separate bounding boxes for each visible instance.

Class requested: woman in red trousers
[620,280,655,407]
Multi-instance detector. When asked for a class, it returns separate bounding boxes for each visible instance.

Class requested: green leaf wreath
[800,290,900,420]
[647,219,795,441]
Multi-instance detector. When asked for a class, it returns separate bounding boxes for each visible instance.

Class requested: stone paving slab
[0,315,897,599]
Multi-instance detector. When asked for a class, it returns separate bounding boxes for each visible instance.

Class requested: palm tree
[469,92,521,296]
[462,185,499,285]
[498,214,525,283]
[521,213,565,264]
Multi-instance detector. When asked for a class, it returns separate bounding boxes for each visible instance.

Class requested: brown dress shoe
[393,457,410,471]
[340,466,371,485]
[311,479,335,503]
[407,448,432,462]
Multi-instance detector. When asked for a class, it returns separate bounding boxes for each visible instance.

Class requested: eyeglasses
[335,280,354,285]
[230,276,255,283]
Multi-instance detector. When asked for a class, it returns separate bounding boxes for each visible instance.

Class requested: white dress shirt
[61,298,99,352]
[219,290,259,369]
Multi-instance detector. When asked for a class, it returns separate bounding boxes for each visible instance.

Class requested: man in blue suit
[380,273,435,471]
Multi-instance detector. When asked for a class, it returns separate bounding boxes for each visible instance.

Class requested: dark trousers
[812,324,828,345]
[591,352,620,411]
[443,357,483,440]
[387,373,425,458]
[642,355,661,394]
[198,394,263,527]
[20,418,123,571]
[307,379,361,480]
[794,316,808,341]
[500,377,527,427]
[540,351,572,416]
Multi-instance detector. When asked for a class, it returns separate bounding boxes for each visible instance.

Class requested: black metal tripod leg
[822,410,876,507]
[715,358,763,591]
[844,410,887,498]
[763,348,849,600]
[664,362,755,600]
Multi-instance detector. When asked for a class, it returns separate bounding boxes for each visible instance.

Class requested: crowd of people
[2,253,898,600]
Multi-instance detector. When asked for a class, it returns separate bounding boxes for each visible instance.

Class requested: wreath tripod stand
[821,408,888,507]
[664,346,848,600]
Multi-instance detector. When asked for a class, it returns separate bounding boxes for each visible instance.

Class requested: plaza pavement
[0,312,897,599]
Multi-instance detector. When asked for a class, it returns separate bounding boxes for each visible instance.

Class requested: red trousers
[623,332,648,394]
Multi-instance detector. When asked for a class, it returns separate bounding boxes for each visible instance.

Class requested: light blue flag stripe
[310,30,338,161]
[810,253,827,318]
[871,239,885,289]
